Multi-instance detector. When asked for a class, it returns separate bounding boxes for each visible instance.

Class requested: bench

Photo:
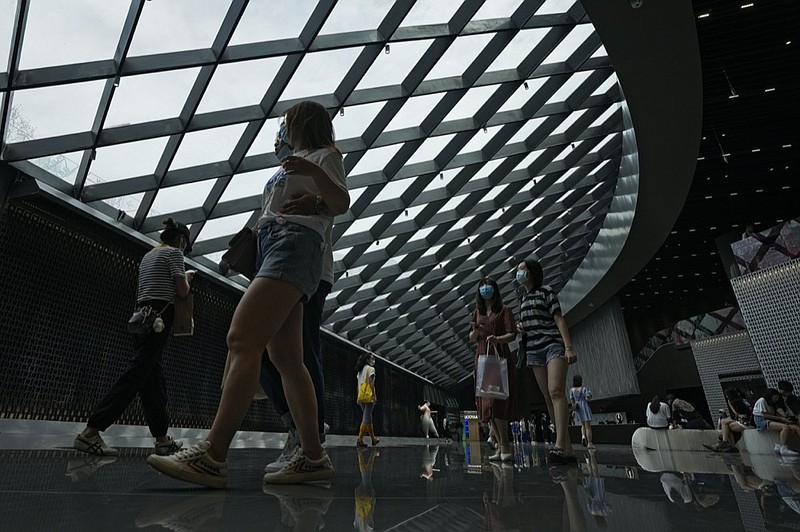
[631,427,721,452]
[737,428,800,455]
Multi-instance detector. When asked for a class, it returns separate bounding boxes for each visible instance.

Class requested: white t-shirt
[258,146,347,245]
[752,397,773,417]
[646,402,671,428]
[357,365,375,389]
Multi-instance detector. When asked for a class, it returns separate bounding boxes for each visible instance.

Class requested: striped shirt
[136,245,186,304]
[519,285,563,355]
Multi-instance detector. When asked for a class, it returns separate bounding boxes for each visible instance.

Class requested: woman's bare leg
[206,278,302,461]
[268,302,324,460]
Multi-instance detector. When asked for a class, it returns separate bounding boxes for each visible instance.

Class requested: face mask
[275,121,294,160]
[515,270,527,284]
[479,284,495,300]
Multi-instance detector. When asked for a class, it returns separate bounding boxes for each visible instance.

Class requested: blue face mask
[515,270,528,284]
[479,284,495,300]
[275,121,294,160]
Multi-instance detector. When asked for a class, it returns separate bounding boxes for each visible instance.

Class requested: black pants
[259,280,332,435]
[88,303,174,438]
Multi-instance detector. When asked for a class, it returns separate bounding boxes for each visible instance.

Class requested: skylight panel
[545,70,593,105]
[90,136,170,182]
[401,0,462,27]
[8,80,105,140]
[105,68,200,127]
[128,0,231,57]
[497,77,548,113]
[443,84,499,122]
[196,212,253,242]
[348,143,403,176]
[471,0,526,21]
[589,103,620,128]
[196,57,283,114]
[19,0,128,69]
[281,47,364,100]
[537,0,579,16]
[319,1,393,35]
[149,180,216,216]
[405,133,456,166]
[100,192,146,217]
[550,108,587,136]
[384,92,446,132]
[542,23,594,65]
[507,116,548,145]
[333,101,386,142]
[424,33,494,81]
[230,0,315,45]
[219,167,279,203]
[591,73,619,96]
[169,123,248,171]
[356,39,433,90]
[29,151,83,185]
[456,125,503,156]
[486,28,549,73]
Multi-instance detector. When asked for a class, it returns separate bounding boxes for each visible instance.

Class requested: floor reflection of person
[354,448,379,532]
[584,450,611,526]
[420,445,439,480]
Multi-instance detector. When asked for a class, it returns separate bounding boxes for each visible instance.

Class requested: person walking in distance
[355,354,380,447]
[419,401,440,438]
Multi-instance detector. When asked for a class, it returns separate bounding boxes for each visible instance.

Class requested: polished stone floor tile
[1,442,798,531]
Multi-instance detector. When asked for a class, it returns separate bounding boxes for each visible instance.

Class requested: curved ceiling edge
[560,0,702,322]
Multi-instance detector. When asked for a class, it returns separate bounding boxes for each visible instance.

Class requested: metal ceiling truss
[0,0,627,388]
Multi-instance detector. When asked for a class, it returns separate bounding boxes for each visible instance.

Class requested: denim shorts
[527,343,565,368]
[754,415,770,431]
[256,220,323,302]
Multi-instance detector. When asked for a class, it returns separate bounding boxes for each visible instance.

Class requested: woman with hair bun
[73,218,193,458]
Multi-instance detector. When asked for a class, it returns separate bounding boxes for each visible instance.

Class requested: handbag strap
[485,340,500,357]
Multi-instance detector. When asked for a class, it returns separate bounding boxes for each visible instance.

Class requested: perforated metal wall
[567,296,639,401]
[691,331,762,416]
[0,198,450,436]
[731,259,800,389]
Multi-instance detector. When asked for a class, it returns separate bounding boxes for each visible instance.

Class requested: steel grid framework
[0,0,627,388]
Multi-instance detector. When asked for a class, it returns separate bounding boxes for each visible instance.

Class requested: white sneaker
[263,449,335,484]
[73,434,119,456]
[265,428,300,473]
[780,446,800,457]
[775,443,784,454]
[147,441,228,489]
[488,451,502,461]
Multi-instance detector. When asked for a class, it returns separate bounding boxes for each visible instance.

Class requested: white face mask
[515,270,527,284]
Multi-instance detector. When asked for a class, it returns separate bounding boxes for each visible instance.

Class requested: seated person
[646,395,671,429]
[667,395,711,429]
[753,388,800,456]
[707,388,753,452]
[778,380,799,418]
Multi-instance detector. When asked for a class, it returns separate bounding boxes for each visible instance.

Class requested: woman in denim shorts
[516,258,578,464]
[752,388,800,456]
[148,101,349,488]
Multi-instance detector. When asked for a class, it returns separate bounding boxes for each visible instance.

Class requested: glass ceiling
[0,0,625,389]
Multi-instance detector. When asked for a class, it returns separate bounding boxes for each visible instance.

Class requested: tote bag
[475,342,510,400]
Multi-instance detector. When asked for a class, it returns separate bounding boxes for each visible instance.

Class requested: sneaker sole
[72,443,119,456]
[147,455,227,489]
[263,468,336,485]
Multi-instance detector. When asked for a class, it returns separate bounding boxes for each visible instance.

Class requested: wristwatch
[314,194,325,214]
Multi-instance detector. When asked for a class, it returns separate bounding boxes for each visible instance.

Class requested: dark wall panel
[0,197,450,437]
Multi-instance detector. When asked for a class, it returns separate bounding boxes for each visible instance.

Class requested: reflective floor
[1,441,799,531]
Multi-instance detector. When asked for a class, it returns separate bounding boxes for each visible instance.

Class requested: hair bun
[162,217,177,229]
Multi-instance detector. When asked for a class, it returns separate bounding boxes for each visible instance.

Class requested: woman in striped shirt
[516,258,577,464]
